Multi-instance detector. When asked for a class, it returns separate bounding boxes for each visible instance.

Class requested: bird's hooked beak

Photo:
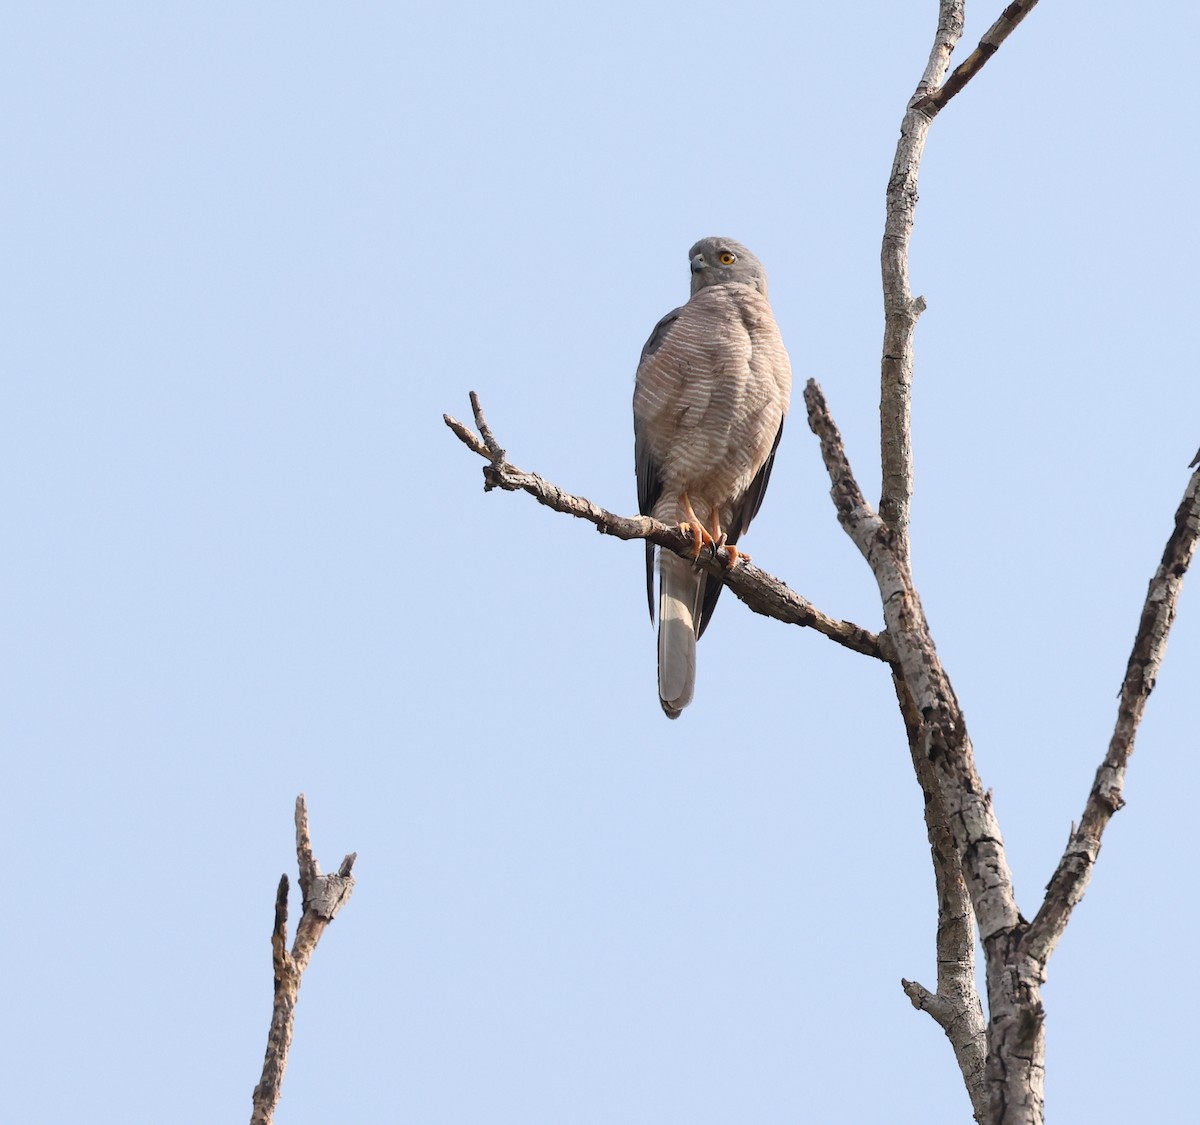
[690,253,706,275]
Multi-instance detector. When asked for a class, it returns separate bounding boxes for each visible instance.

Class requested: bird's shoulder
[638,305,686,365]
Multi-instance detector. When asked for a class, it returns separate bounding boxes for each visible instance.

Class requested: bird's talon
[678,521,713,560]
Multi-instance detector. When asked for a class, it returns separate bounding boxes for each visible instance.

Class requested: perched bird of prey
[633,237,792,718]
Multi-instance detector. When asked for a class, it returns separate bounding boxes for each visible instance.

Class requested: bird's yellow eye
[719,251,737,265]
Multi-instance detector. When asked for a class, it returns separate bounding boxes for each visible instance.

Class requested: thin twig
[1026,466,1200,964]
[470,389,503,460]
[443,397,890,661]
[250,796,356,1125]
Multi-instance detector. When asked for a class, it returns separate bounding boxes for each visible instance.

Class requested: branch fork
[250,796,357,1125]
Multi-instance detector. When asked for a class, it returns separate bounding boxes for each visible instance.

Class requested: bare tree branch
[916,1,1043,116]
[881,0,1041,567]
[1026,466,1200,965]
[443,394,890,662]
[250,796,356,1125]
[879,1,963,566]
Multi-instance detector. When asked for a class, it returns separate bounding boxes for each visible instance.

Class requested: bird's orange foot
[679,521,715,560]
[710,532,749,568]
[721,544,750,568]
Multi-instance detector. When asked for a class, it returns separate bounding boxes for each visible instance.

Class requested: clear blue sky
[4,3,1197,1122]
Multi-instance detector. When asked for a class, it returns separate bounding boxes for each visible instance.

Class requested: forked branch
[250,796,357,1125]
[916,1,1043,116]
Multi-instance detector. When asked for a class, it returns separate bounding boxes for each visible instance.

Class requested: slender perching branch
[444,393,889,662]
[250,796,357,1125]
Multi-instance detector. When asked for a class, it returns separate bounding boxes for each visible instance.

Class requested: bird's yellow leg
[678,493,715,560]
[706,509,749,568]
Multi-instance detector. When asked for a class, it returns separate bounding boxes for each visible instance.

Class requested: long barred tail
[656,551,703,718]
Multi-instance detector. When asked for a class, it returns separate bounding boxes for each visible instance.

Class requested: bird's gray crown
[687,237,768,298]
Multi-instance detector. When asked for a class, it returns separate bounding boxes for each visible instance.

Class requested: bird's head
[687,237,769,297]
